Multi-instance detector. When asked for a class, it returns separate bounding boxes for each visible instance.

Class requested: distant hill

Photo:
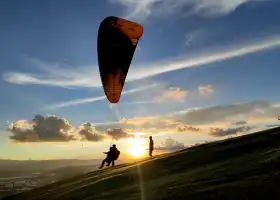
[0,159,101,179]
[0,159,101,167]
[3,126,280,200]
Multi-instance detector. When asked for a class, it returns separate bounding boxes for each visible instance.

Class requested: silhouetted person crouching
[99,144,120,169]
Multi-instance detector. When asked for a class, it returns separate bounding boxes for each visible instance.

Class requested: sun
[126,134,146,158]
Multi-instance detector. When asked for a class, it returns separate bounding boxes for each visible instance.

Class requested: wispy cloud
[184,29,204,47]
[2,65,100,88]
[130,36,280,80]
[121,101,158,105]
[121,87,190,105]
[169,101,280,125]
[198,85,214,96]
[121,84,213,106]
[44,84,159,110]
[155,87,188,103]
[3,36,280,88]
[109,0,260,21]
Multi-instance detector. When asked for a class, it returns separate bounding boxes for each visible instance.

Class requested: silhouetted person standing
[149,136,154,157]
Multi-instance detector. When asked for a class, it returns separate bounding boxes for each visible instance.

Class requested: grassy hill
[4,127,280,200]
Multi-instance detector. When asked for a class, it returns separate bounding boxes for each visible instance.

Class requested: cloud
[107,128,134,140]
[209,126,252,137]
[232,121,247,126]
[7,101,280,143]
[198,85,214,96]
[184,29,206,47]
[121,84,213,106]
[3,36,280,88]
[154,87,188,103]
[266,124,280,128]
[7,117,135,143]
[121,87,193,106]
[176,124,201,132]
[44,84,159,110]
[8,115,76,142]
[154,138,185,151]
[46,85,187,110]
[78,100,280,135]
[2,57,99,88]
[2,69,96,89]
[184,30,199,47]
[7,115,139,143]
[169,101,274,125]
[189,0,254,17]
[93,116,202,135]
[79,123,107,141]
[110,0,260,21]
[120,101,158,105]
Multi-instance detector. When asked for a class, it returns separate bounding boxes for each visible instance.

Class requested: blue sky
[1,0,280,160]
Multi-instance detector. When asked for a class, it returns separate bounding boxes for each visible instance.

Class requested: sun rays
[126,133,146,158]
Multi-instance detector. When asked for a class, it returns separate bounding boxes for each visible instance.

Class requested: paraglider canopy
[97,16,143,103]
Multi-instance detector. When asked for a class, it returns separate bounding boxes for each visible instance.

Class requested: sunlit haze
[126,134,146,158]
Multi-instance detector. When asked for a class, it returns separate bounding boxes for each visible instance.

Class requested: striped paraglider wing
[97,16,143,103]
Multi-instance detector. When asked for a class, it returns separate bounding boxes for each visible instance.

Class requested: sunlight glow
[126,134,146,158]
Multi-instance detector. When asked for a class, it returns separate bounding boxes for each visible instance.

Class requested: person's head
[112,144,116,148]
[149,136,152,140]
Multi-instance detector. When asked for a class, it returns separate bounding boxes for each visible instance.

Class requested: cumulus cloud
[107,128,134,140]
[154,138,185,151]
[3,36,280,89]
[79,123,106,141]
[7,116,136,143]
[110,0,262,21]
[198,85,214,96]
[8,115,76,142]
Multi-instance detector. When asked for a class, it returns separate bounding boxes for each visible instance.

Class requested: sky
[1,0,280,160]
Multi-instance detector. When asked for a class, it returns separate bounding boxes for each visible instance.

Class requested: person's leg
[112,160,115,166]
[149,149,153,157]
[106,160,111,166]
[99,159,106,169]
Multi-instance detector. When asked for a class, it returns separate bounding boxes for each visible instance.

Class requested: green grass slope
[4,127,280,200]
